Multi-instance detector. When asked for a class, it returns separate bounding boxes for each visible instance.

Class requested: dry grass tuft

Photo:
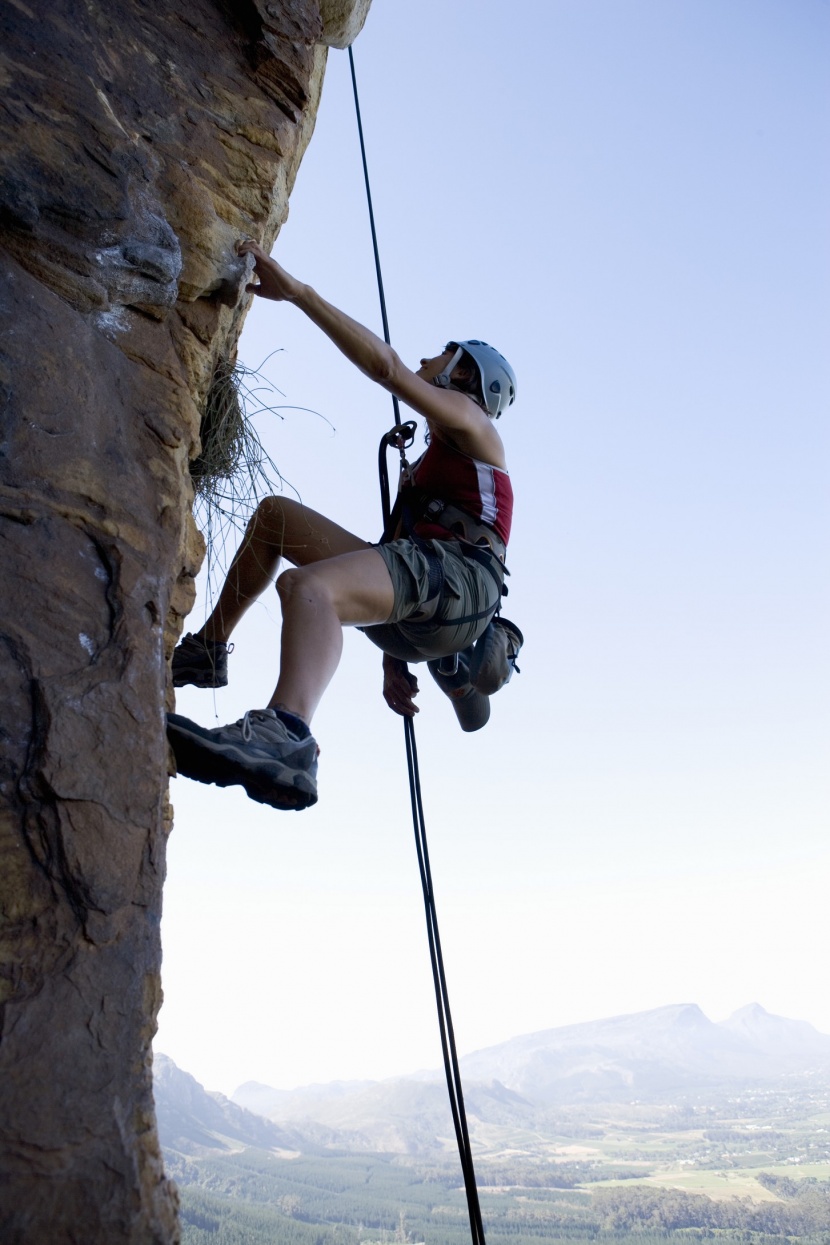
[190,352,330,612]
[192,353,290,596]
[192,356,249,493]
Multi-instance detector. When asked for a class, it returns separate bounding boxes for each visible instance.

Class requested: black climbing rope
[348,45,487,1245]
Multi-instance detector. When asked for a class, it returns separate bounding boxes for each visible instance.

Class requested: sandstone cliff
[0,2,369,1240]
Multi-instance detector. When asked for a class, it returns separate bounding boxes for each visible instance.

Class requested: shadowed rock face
[0,1,369,1240]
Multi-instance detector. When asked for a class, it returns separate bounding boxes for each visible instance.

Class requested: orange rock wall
[0,2,368,1240]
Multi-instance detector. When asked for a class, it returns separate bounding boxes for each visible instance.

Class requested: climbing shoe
[171,633,232,689]
[428,648,490,733]
[469,617,523,696]
[166,708,318,810]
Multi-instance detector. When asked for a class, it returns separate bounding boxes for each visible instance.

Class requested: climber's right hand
[382,654,419,716]
[237,240,303,303]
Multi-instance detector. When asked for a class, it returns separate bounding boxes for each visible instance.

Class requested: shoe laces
[240,709,272,743]
[238,709,319,756]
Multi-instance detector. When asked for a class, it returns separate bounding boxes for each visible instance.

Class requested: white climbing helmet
[434,339,517,418]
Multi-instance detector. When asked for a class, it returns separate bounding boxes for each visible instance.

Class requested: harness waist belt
[410,494,507,563]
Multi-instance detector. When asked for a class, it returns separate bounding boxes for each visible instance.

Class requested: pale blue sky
[156,0,829,1095]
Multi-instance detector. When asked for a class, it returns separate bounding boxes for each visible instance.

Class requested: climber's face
[417,348,455,383]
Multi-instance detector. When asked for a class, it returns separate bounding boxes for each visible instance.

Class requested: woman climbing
[166,239,518,810]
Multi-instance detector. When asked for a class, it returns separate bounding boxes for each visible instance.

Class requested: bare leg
[198,496,371,644]
[267,548,396,724]
[167,546,396,811]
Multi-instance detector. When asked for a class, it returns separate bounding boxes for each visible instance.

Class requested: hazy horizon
[157,996,830,1095]
[159,995,830,1097]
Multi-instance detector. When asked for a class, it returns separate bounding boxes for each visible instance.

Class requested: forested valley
[166,1078,830,1245]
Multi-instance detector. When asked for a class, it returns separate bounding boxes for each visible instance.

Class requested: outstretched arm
[240,240,394,383]
[238,241,504,464]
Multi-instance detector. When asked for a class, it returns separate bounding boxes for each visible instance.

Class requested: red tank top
[406,435,513,547]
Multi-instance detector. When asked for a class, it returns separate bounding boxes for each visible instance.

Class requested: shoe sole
[450,688,490,732]
[172,667,228,689]
[167,716,317,811]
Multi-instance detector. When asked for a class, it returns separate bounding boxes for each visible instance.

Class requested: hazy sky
[155,0,829,1096]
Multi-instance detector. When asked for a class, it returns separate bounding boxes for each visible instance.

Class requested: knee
[276,566,301,601]
[251,495,291,526]
[277,565,325,608]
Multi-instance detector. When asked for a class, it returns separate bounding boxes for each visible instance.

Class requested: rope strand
[347,46,401,429]
[348,43,487,1245]
[404,719,486,1245]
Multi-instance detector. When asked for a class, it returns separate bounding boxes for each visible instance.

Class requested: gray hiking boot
[171,633,232,689]
[469,617,523,696]
[166,708,318,810]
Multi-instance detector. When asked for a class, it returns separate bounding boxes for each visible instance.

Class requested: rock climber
[166,239,520,811]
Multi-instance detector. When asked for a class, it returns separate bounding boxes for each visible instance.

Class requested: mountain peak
[154,1055,300,1156]
[726,1003,769,1021]
[719,1005,830,1059]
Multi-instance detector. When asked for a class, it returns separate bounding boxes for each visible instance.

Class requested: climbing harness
[348,46,487,1245]
[394,495,507,630]
[380,442,511,637]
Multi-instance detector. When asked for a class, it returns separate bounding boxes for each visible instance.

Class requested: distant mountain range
[455,1002,830,1105]
[154,1054,316,1156]
[156,1003,830,1158]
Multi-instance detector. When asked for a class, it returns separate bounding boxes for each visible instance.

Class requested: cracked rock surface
[0,1,369,1241]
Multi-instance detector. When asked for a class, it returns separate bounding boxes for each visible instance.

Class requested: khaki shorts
[362,537,503,663]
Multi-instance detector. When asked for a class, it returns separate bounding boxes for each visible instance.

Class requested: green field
[168,1074,830,1243]
[590,1165,830,1202]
